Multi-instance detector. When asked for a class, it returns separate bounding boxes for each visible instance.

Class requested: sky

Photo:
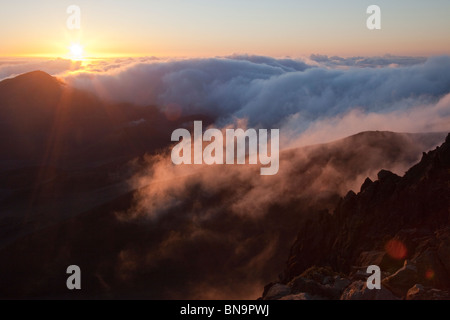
[1,0,450,58]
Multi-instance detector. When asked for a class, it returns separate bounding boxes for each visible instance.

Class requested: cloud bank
[309,54,427,68]
[61,55,450,147]
[4,54,449,147]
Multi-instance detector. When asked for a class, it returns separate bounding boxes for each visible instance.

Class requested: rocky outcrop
[262,133,450,300]
[406,284,450,300]
[263,266,351,300]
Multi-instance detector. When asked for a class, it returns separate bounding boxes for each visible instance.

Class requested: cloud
[309,54,427,68]
[227,54,312,72]
[77,56,162,74]
[64,55,450,143]
[5,54,448,144]
[283,92,450,147]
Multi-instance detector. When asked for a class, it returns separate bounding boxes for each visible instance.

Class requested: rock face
[263,266,351,301]
[262,133,450,300]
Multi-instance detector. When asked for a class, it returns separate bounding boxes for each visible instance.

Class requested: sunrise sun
[69,43,84,60]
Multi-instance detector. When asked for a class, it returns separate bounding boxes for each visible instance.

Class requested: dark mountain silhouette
[262,133,450,300]
[0,71,212,246]
[0,71,212,163]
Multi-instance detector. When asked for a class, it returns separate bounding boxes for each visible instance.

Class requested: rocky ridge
[262,133,450,300]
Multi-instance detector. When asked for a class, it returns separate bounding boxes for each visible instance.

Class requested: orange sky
[1,0,450,58]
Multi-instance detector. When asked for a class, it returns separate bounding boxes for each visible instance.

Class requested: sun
[69,43,84,60]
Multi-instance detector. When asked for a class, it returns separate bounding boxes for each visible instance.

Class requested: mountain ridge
[262,133,450,300]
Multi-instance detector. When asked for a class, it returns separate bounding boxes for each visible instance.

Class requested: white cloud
[62,55,450,147]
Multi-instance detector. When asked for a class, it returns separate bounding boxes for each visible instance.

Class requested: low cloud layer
[5,55,449,146]
[61,55,450,147]
[309,54,427,68]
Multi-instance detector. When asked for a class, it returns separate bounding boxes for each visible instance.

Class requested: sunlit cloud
[61,55,450,146]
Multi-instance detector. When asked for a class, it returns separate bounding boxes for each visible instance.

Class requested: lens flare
[425,269,435,280]
[385,239,407,260]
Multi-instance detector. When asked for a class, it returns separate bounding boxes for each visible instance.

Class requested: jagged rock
[263,284,291,300]
[382,260,418,297]
[360,177,373,192]
[283,133,450,283]
[344,190,356,201]
[377,169,400,182]
[340,280,399,300]
[284,212,336,281]
[406,284,450,300]
[265,134,450,300]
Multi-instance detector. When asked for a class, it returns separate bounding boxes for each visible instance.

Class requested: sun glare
[69,43,84,60]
